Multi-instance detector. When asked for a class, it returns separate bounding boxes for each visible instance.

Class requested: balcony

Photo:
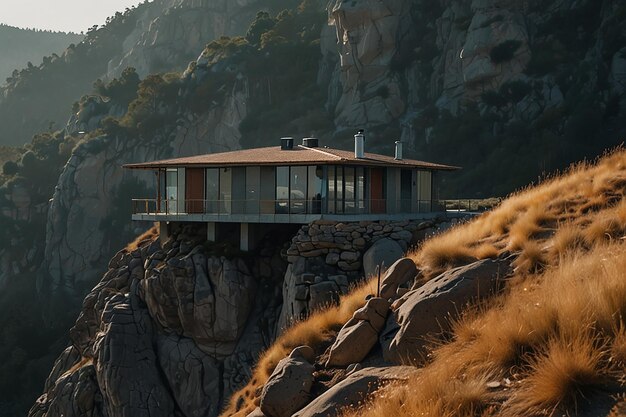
[131,198,445,224]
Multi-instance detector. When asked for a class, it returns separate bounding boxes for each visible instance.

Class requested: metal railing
[131,198,442,216]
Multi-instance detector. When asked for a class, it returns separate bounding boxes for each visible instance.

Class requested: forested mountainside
[0,0,295,146]
[0,24,83,84]
[0,0,625,415]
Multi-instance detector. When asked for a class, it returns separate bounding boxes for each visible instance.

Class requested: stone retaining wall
[278,217,455,330]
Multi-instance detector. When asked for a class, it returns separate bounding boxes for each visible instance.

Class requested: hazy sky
[0,0,147,33]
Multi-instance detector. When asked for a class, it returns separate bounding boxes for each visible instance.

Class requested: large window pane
[166,168,177,213]
[260,166,275,214]
[336,167,343,214]
[327,166,336,214]
[418,171,432,212]
[220,168,232,214]
[246,166,260,214]
[232,167,246,214]
[290,166,307,214]
[206,168,219,213]
[276,166,289,214]
[158,169,166,212]
[356,167,365,213]
[401,169,412,213]
[344,167,355,213]
[308,166,323,214]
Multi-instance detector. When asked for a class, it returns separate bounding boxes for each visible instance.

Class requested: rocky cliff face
[106,0,273,79]
[326,0,626,195]
[31,224,287,417]
[31,216,453,417]
[41,76,246,310]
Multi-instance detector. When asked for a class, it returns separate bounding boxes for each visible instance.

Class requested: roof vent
[395,141,403,160]
[354,129,365,159]
[302,137,319,148]
[280,137,294,150]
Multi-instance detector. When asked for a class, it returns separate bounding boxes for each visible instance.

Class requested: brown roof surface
[124,145,460,171]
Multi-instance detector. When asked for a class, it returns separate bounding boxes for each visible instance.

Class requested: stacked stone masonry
[278,218,450,330]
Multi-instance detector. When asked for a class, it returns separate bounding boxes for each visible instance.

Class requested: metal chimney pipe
[354,130,365,159]
[395,141,403,160]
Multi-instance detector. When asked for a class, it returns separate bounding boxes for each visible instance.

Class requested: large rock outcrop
[260,346,316,417]
[292,366,416,417]
[326,297,391,367]
[33,225,287,417]
[382,257,513,363]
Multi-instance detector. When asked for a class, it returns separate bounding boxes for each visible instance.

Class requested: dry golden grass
[125,224,158,251]
[342,242,626,417]
[223,278,378,417]
[506,334,609,416]
[414,149,626,278]
[222,149,626,417]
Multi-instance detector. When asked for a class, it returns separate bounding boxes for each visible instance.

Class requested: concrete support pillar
[240,223,249,251]
[207,222,216,242]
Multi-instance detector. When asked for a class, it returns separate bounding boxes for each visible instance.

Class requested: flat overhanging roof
[124,145,460,171]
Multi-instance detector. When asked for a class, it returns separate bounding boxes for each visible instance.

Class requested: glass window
[418,171,432,212]
[336,166,344,214]
[158,169,166,212]
[260,166,275,214]
[344,167,355,213]
[166,168,178,213]
[401,169,412,213]
[327,166,336,214]
[290,166,307,214]
[356,167,365,213]
[246,167,260,214]
[308,166,323,214]
[206,168,219,213]
[232,167,246,214]
[220,167,232,214]
[276,166,289,214]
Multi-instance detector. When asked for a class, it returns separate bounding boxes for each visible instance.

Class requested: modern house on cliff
[125,133,459,250]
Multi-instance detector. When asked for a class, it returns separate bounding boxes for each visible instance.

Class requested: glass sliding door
[344,167,355,213]
[308,166,323,214]
[276,166,289,214]
[158,169,166,213]
[401,169,412,213]
[327,166,336,214]
[260,166,275,214]
[356,167,366,213]
[166,168,178,213]
[336,166,344,214]
[232,167,246,214]
[290,166,307,214]
[246,166,260,214]
[220,168,232,214]
[206,168,219,214]
[418,170,432,212]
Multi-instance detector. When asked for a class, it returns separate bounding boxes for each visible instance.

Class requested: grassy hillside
[223,148,626,416]
[0,24,83,83]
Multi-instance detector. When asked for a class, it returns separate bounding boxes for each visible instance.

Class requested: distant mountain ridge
[0,24,83,83]
[0,0,294,146]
